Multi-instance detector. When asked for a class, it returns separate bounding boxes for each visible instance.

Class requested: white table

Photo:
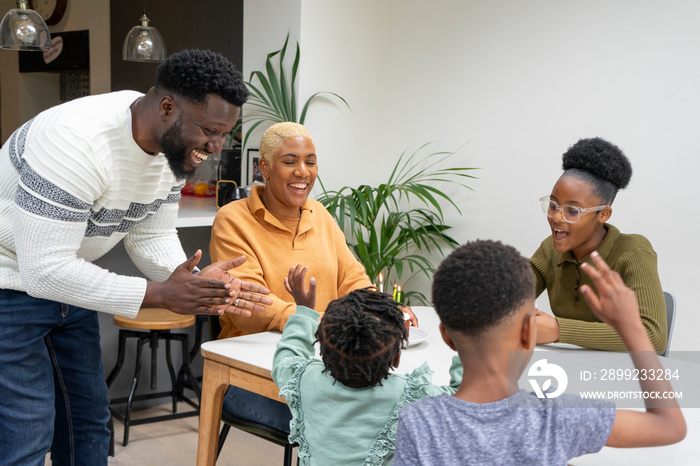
[196,306,698,465]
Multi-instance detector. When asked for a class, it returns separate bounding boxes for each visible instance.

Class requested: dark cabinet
[110,0,243,93]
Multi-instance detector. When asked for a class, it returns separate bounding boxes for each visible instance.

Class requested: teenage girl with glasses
[530,138,667,352]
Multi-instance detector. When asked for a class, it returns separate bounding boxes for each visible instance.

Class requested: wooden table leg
[196,358,229,466]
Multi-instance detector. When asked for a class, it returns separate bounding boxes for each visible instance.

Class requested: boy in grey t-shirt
[395,241,685,465]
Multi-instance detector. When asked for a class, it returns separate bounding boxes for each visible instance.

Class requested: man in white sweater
[0,49,271,465]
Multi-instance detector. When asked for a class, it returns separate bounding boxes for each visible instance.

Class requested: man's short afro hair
[432,240,535,335]
[561,137,632,203]
[155,49,249,106]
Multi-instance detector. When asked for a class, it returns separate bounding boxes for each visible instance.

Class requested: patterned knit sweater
[530,224,667,352]
[0,91,187,318]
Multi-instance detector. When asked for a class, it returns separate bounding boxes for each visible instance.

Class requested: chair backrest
[663,291,676,357]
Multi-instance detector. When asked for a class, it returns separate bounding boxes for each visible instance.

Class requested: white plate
[407,326,429,347]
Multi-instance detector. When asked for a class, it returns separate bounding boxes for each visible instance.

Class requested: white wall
[288,0,699,351]
[379,0,700,351]
[241,0,301,178]
[243,0,301,75]
[242,0,388,191]
[298,0,390,192]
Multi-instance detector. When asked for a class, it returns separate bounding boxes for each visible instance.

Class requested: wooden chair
[209,315,297,465]
[106,308,200,449]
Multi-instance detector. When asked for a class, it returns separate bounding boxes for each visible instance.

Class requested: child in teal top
[271,264,462,465]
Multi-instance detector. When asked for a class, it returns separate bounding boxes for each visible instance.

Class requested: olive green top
[530,224,667,352]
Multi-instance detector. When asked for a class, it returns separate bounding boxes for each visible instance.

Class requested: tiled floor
[44,401,296,465]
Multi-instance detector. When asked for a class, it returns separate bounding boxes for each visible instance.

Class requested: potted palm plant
[317,144,477,304]
[238,34,348,150]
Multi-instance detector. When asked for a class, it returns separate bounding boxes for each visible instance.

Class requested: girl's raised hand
[284,263,317,310]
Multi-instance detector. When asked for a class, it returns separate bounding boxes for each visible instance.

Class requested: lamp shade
[0,2,51,51]
[122,14,166,62]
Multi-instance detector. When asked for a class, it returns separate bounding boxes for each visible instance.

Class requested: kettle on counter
[216,180,248,208]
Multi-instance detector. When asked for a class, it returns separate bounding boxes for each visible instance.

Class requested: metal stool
[106,308,200,448]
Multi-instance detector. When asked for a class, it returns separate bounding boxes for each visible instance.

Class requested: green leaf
[300,92,350,124]
[278,34,292,120]
[290,40,300,122]
[319,142,479,299]
[240,34,349,152]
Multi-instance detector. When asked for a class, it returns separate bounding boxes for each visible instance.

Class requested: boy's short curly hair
[155,49,249,106]
[561,137,633,204]
[316,288,407,388]
[432,240,535,335]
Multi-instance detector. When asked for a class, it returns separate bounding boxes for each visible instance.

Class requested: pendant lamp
[0,0,51,51]
[122,0,166,62]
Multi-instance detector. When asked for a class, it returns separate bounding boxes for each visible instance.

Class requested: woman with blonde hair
[211,122,402,433]
[211,122,376,339]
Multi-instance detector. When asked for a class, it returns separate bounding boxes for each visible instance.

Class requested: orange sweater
[210,185,372,338]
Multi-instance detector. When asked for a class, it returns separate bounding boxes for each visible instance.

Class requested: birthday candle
[378,273,384,293]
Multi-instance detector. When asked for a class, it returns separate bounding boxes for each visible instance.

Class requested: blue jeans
[0,289,111,466]
[223,386,292,434]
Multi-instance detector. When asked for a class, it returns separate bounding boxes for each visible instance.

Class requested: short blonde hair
[259,122,313,161]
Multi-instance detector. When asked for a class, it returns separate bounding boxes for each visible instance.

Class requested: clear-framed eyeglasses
[539,196,610,224]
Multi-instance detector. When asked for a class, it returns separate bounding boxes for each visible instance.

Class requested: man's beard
[161,116,193,181]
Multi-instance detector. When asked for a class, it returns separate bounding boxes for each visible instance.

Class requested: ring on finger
[234,297,240,307]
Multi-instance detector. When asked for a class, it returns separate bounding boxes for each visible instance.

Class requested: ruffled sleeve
[278,357,315,465]
[364,363,440,465]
